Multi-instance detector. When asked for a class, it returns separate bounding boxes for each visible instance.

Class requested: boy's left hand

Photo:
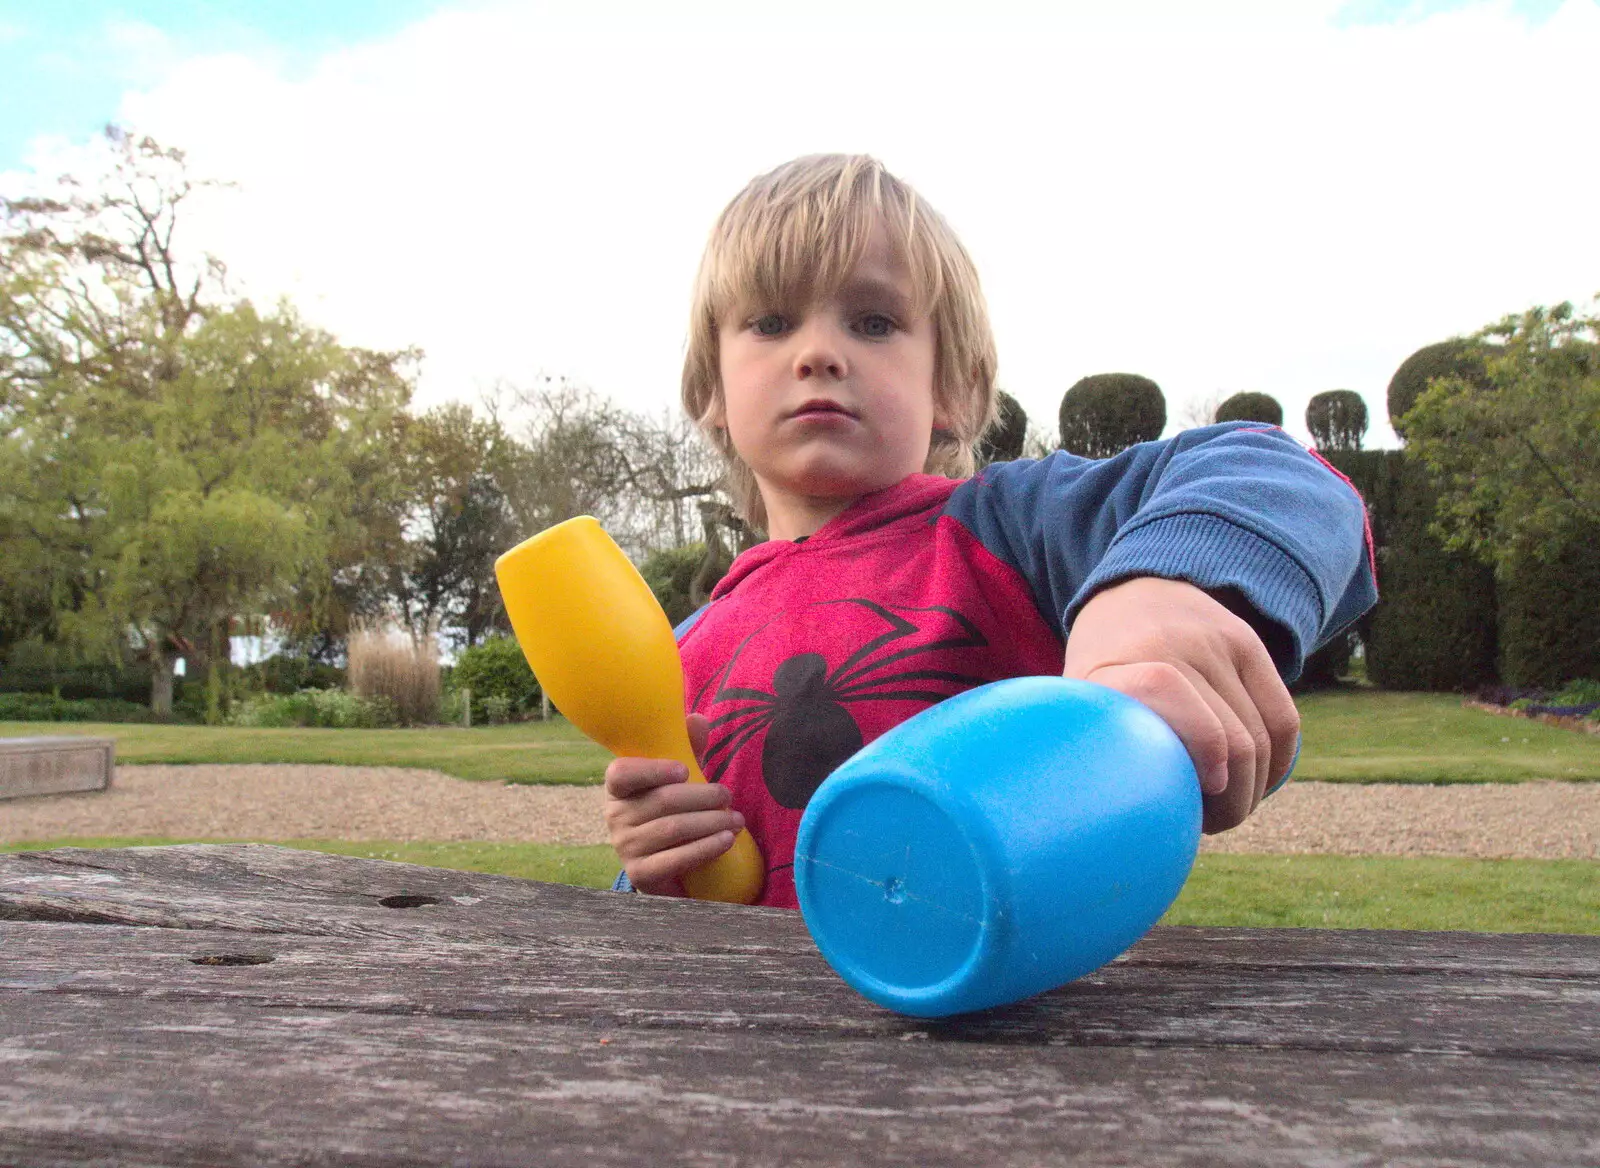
[1062,576,1300,834]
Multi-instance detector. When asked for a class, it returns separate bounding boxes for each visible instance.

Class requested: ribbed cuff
[1067,513,1324,680]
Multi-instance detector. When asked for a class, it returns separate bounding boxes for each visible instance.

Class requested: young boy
[605,154,1376,909]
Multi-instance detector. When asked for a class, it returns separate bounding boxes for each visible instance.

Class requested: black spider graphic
[697,600,991,810]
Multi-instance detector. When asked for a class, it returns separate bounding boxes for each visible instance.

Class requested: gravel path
[1,765,1596,860]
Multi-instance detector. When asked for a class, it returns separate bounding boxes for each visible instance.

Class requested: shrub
[1213,392,1283,427]
[450,635,539,724]
[1386,339,1490,438]
[1305,390,1369,452]
[640,542,708,628]
[976,389,1029,466]
[439,688,469,725]
[1552,679,1600,707]
[1058,373,1166,459]
[0,692,163,723]
[228,688,398,729]
[347,626,440,726]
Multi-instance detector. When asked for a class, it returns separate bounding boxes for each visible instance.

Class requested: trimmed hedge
[239,655,346,695]
[0,692,163,723]
[1293,630,1355,692]
[1322,450,1497,692]
[1496,530,1600,688]
[0,659,153,704]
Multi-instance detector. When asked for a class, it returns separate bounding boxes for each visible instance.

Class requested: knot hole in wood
[378,894,443,909]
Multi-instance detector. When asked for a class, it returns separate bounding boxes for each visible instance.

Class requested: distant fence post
[541,692,550,721]
[461,688,472,729]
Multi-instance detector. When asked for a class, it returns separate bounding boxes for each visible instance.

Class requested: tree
[1057,373,1166,459]
[1402,301,1600,571]
[975,390,1029,466]
[1305,390,1369,452]
[1214,391,1283,427]
[501,378,729,559]
[386,403,521,647]
[0,129,412,712]
[1174,390,1229,431]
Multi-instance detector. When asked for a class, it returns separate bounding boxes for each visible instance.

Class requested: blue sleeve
[674,606,708,639]
[945,422,1377,681]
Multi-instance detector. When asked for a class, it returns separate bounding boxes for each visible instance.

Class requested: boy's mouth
[791,399,858,419]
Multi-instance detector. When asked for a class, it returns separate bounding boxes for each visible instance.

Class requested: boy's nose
[792,322,847,380]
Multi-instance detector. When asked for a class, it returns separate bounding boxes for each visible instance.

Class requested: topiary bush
[450,635,540,724]
[976,390,1029,466]
[1305,390,1369,452]
[1213,392,1283,427]
[1385,339,1490,438]
[1058,373,1166,459]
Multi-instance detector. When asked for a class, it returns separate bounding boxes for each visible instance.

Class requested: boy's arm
[1062,576,1298,832]
[950,422,1377,830]
[603,713,745,895]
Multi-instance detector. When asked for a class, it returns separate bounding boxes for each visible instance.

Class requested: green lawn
[1291,690,1598,782]
[1166,853,1599,933]
[5,688,1595,784]
[5,837,1594,934]
[0,719,610,784]
[1,836,623,888]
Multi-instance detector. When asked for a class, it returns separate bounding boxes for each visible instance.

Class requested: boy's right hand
[602,713,745,897]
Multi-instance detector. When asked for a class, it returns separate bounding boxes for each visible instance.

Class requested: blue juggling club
[794,676,1204,1018]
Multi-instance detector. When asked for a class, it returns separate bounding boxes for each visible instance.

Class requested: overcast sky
[3,0,1597,449]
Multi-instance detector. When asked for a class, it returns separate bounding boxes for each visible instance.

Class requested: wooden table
[2,844,1595,1166]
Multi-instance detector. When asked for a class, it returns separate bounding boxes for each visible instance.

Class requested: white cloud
[71,0,1600,448]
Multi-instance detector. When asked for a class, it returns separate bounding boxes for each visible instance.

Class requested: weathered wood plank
[0,737,113,800]
[2,844,1597,1167]
[1,994,1596,1168]
[3,919,1597,1060]
[2,843,1595,976]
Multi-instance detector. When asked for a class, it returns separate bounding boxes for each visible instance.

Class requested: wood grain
[2,844,1596,1167]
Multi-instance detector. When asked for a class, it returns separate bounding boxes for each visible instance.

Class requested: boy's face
[714,226,943,540]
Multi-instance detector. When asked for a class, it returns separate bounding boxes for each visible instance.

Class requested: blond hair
[682,154,998,530]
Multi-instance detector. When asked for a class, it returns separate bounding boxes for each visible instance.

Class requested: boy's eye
[857,313,896,338]
[752,314,788,336]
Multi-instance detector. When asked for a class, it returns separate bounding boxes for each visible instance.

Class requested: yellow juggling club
[493,515,765,905]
